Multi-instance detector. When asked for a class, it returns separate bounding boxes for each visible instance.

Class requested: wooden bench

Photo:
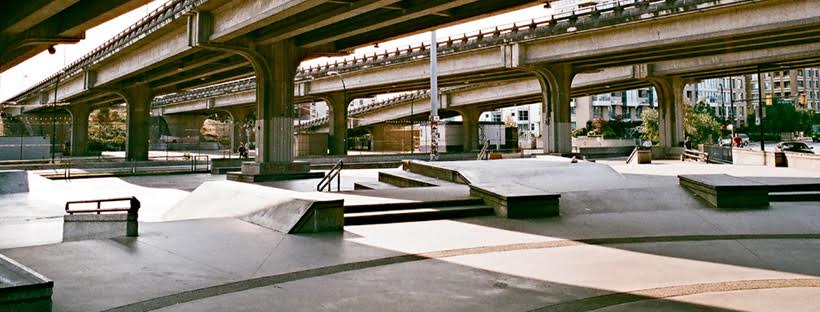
[678,174,769,208]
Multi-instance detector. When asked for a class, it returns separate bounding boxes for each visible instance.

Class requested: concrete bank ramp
[0,170,29,194]
[409,157,629,193]
[163,181,343,233]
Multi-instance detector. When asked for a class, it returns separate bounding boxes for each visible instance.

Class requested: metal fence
[702,144,733,164]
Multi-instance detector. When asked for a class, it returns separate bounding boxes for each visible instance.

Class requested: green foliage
[639,108,659,143]
[571,116,640,139]
[740,98,820,136]
[88,107,127,151]
[684,101,721,145]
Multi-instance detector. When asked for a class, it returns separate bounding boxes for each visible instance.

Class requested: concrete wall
[572,137,638,148]
[733,148,820,169]
[294,133,328,156]
[0,136,51,160]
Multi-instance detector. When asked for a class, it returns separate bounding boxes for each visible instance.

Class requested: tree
[684,101,721,145]
[88,107,127,150]
[639,108,659,143]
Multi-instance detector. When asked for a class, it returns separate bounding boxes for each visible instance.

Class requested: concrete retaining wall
[733,148,820,169]
[0,136,50,160]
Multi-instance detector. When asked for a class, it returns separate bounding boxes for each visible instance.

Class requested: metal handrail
[65,197,140,215]
[626,146,639,164]
[317,160,344,192]
[477,139,491,160]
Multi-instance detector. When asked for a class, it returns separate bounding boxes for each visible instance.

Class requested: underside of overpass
[0,0,150,73]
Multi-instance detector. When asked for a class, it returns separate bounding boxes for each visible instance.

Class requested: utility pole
[756,66,766,151]
[429,30,439,161]
[729,76,735,127]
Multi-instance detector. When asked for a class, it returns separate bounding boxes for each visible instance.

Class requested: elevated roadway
[2,0,542,180]
[0,0,151,73]
[5,0,820,169]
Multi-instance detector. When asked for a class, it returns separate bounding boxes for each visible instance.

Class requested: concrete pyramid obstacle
[163,181,343,233]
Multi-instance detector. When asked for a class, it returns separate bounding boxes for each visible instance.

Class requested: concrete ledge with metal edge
[678,174,769,209]
[469,184,560,218]
[401,160,561,218]
[62,197,140,242]
[225,161,324,182]
[0,253,53,312]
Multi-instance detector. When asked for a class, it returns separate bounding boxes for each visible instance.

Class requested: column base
[227,161,324,182]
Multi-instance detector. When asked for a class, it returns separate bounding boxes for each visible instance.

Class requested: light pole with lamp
[327,71,348,155]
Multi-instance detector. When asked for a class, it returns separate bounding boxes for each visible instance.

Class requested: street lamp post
[327,71,347,154]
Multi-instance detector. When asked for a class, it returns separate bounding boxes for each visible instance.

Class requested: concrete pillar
[161,114,209,139]
[458,109,481,152]
[116,83,153,161]
[531,64,575,154]
[67,104,91,156]
[647,76,688,148]
[324,92,348,155]
[254,40,299,164]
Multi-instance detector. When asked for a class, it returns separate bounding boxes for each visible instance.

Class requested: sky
[0,1,556,102]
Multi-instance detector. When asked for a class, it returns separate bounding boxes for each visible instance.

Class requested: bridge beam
[528,64,575,155]
[67,104,91,156]
[115,83,153,161]
[323,92,349,156]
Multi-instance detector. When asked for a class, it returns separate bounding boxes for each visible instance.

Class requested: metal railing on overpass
[7,0,205,102]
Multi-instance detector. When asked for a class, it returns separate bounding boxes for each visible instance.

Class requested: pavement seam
[101,233,820,312]
[528,278,820,312]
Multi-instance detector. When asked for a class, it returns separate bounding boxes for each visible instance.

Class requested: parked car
[775,141,815,154]
[718,137,732,147]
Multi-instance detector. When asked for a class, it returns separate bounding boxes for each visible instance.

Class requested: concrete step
[378,169,453,188]
[769,191,820,202]
[344,204,493,225]
[353,181,399,190]
[345,198,486,213]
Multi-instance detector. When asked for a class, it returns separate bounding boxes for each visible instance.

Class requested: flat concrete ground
[2,161,820,311]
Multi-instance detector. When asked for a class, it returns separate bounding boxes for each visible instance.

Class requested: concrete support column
[324,92,348,155]
[458,109,481,152]
[647,76,687,148]
[67,104,91,156]
[116,83,153,161]
[253,40,299,165]
[162,114,209,139]
[530,64,575,154]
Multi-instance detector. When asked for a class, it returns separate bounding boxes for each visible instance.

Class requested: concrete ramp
[163,181,343,233]
[0,170,28,194]
[406,157,627,193]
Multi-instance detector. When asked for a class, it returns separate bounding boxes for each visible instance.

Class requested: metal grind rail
[317,160,344,192]
[65,197,140,215]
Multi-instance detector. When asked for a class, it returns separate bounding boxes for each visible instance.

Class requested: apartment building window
[636,107,643,119]
[593,106,603,118]
[784,81,790,89]
[799,81,804,88]
[518,110,529,121]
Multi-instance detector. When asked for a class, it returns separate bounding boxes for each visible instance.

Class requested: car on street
[775,141,815,154]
